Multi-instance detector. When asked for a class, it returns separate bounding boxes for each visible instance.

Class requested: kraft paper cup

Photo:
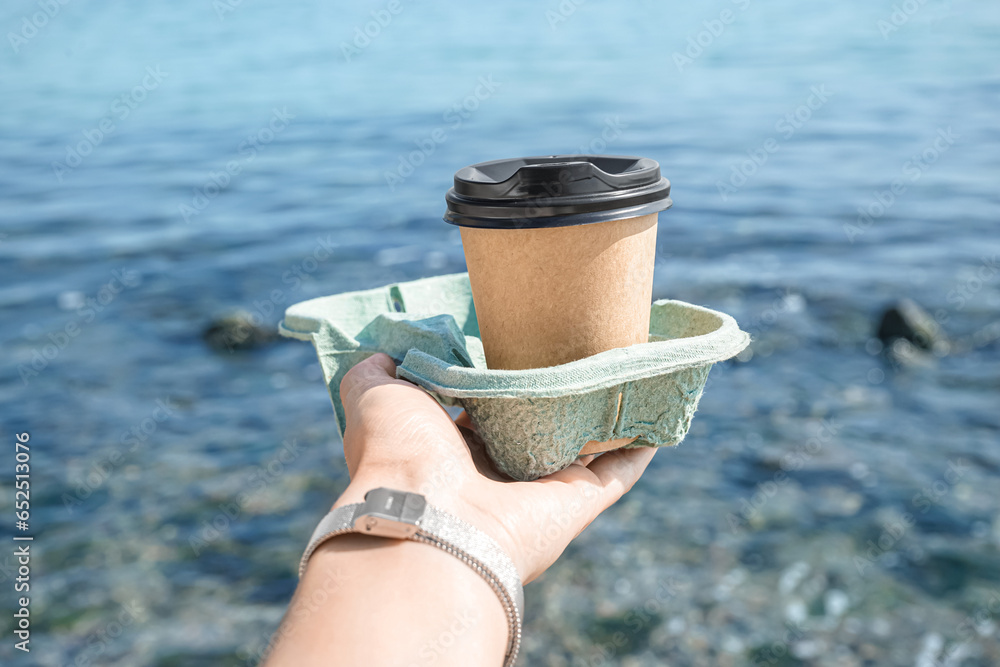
[445,155,673,456]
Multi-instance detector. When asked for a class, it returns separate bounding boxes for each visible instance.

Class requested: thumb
[339,353,401,411]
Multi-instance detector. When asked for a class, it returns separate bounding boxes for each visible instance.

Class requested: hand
[334,353,657,584]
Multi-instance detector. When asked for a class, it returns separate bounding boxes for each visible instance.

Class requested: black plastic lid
[444,155,672,229]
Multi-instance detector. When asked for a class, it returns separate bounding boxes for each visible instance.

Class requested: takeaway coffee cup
[444,155,673,455]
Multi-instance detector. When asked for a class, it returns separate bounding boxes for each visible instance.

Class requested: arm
[265,353,656,666]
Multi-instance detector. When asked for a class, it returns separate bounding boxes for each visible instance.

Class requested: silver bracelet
[299,487,523,666]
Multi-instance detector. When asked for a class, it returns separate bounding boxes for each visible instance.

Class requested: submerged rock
[203,311,279,352]
[876,299,945,352]
[584,609,662,655]
[894,548,994,597]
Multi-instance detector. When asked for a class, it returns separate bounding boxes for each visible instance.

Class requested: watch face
[355,488,426,539]
[356,513,419,539]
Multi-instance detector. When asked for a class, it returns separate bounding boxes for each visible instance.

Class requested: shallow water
[1,0,999,665]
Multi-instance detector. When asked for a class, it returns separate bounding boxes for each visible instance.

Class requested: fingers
[339,352,400,409]
[587,446,657,509]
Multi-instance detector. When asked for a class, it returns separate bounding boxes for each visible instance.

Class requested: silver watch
[300,487,523,666]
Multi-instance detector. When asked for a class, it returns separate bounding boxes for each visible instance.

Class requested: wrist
[306,485,524,665]
[276,533,508,667]
[335,475,522,577]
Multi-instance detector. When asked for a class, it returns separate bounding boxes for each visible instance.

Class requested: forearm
[264,520,509,666]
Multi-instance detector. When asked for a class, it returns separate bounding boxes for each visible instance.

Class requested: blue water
[2,0,999,664]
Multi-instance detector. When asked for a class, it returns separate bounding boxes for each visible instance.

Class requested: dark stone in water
[896,548,1000,597]
[203,311,279,352]
[738,535,782,571]
[584,609,662,655]
[876,299,944,351]
[910,505,974,536]
[747,645,805,667]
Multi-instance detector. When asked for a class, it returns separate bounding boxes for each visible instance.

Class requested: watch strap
[417,504,524,625]
[298,497,523,666]
[298,503,361,577]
